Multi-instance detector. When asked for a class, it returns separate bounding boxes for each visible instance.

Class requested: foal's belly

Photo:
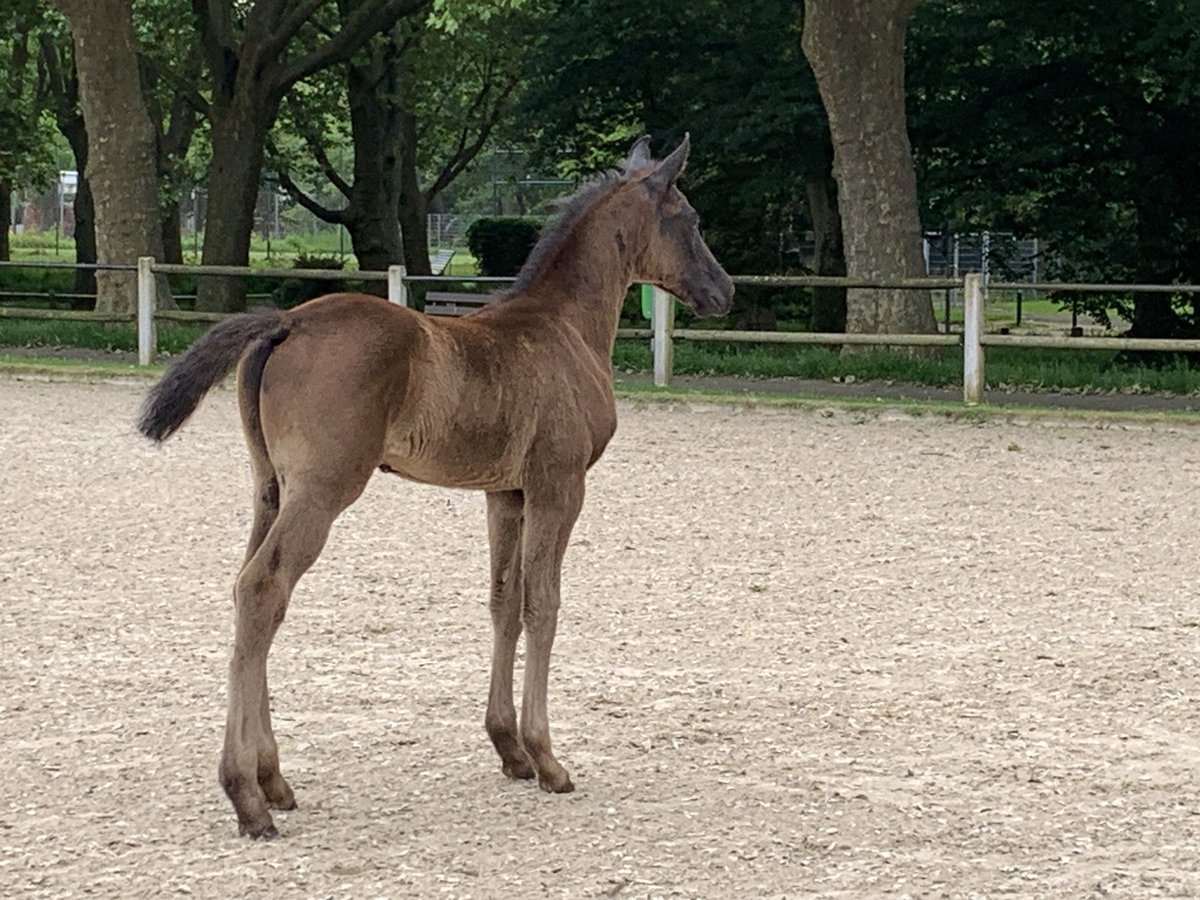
[377,457,519,492]
[378,428,524,492]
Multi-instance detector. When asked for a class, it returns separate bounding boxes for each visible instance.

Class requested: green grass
[613,339,1200,394]
[3,319,1198,395]
[4,317,1198,396]
[5,353,1199,429]
[0,320,205,355]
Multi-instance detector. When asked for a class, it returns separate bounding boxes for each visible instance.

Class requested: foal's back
[251,292,616,492]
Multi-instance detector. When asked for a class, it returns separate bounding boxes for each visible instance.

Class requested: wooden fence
[3,259,1200,405]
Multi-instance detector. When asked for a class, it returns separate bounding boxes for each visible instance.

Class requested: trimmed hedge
[271,253,345,309]
[466,218,540,277]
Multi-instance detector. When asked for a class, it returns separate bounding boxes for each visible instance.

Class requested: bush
[466,218,540,277]
[272,253,345,309]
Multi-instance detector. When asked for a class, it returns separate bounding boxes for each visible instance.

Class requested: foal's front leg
[519,479,585,794]
[484,490,535,780]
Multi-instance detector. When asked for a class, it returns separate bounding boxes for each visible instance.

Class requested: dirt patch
[2,380,1198,897]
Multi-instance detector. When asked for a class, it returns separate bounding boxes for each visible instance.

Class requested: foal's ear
[644,133,690,194]
[623,134,653,172]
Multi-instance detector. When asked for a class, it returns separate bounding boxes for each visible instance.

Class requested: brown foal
[138,135,734,839]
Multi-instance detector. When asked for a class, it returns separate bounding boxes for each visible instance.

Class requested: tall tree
[272,39,407,275]
[51,0,167,313]
[191,0,429,312]
[909,0,1200,339]
[37,26,96,294]
[0,1,54,263]
[802,0,937,336]
[271,3,523,276]
[136,10,205,265]
[394,14,523,275]
[524,0,845,329]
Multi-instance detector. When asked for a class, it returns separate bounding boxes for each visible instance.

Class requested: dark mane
[510,170,626,293]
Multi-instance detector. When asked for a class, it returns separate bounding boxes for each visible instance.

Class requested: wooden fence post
[137,257,157,366]
[388,265,407,306]
[963,272,985,404]
[652,285,675,387]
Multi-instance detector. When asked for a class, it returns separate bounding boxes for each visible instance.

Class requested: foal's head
[619,135,735,317]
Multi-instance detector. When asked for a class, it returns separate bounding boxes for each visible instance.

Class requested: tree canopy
[11,0,1200,336]
[910,0,1200,333]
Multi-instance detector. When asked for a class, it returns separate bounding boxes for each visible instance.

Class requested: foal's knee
[234,562,287,629]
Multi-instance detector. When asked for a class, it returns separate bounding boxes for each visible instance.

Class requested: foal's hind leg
[220,475,369,839]
[518,478,585,794]
[484,490,535,780]
[237,471,294,810]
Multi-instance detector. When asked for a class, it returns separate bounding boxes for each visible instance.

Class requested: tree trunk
[396,109,432,276]
[72,173,97,296]
[398,194,431,277]
[161,199,183,265]
[1128,292,1192,338]
[195,103,273,312]
[343,60,404,282]
[0,179,10,262]
[347,203,404,273]
[52,0,166,314]
[801,0,935,337]
[806,176,847,332]
[40,38,96,295]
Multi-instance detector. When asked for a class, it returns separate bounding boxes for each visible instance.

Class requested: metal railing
[4,258,1200,406]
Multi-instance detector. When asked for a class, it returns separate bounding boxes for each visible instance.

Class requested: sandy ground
[2,379,1199,899]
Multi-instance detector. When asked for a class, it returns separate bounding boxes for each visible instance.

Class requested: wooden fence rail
[4,259,1200,406]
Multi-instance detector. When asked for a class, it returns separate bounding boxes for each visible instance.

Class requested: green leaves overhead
[522,0,827,274]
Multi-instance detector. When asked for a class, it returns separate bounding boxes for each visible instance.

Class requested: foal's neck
[526,205,640,359]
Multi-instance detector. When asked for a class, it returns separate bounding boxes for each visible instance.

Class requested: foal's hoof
[502,759,536,781]
[238,820,280,841]
[538,772,575,794]
[264,782,296,816]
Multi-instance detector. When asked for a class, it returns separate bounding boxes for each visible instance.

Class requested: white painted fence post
[387,265,407,306]
[963,272,985,404]
[651,285,675,387]
[137,256,157,366]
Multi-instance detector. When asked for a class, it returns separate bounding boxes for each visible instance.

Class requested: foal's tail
[136,309,289,443]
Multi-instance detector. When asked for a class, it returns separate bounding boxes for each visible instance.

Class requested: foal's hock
[137,134,734,839]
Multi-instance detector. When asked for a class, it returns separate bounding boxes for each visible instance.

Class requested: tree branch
[136,52,210,116]
[425,75,519,201]
[272,162,348,226]
[275,0,430,93]
[192,0,235,67]
[163,93,200,166]
[258,0,326,63]
[283,95,355,199]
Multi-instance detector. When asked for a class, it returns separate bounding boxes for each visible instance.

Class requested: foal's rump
[252,294,422,479]
[136,293,420,453]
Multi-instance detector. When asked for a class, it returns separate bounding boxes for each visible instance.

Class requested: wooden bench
[428,249,456,275]
[423,291,502,317]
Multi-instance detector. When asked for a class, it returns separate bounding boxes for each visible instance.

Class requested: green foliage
[466,217,539,276]
[0,319,205,354]
[428,0,530,33]
[910,0,1200,334]
[0,2,56,191]
[520,0,832,325]
[271,253,346,309]
[0,265,79,306]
